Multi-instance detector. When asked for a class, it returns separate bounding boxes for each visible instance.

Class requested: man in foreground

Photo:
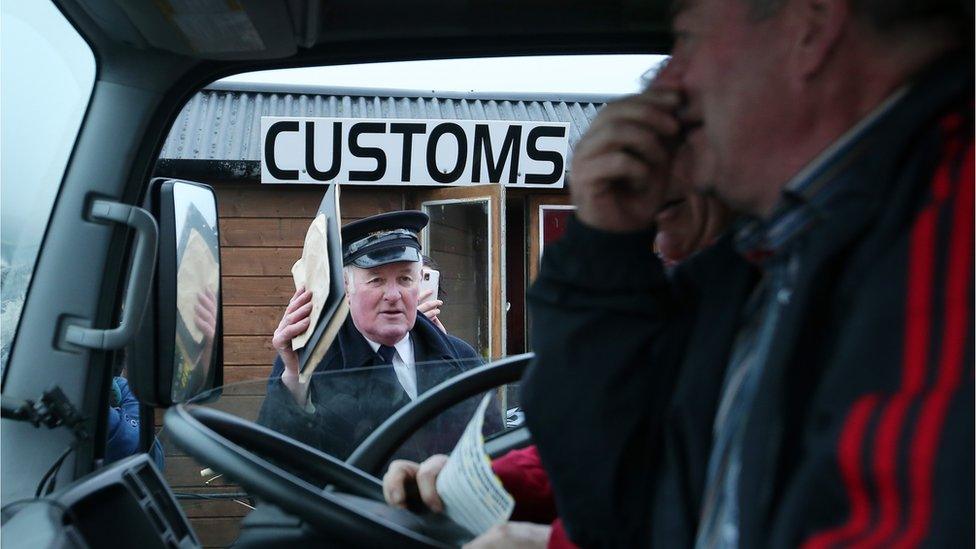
[257,211,488,460]
[523,0,973,546]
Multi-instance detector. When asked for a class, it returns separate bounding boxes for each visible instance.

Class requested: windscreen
[155,358,523,512]
[0,0,96,374]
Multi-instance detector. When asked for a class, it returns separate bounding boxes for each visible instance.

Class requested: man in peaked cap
[257,210,492,461]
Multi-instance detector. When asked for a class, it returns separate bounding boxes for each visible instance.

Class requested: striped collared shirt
[695,86,911,549]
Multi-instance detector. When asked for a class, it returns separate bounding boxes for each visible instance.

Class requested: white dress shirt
[365,334,418,400]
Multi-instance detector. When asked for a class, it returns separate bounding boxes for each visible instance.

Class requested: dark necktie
[377,345,396,365]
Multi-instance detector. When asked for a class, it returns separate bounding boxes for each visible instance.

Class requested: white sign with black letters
[260,116,569,188]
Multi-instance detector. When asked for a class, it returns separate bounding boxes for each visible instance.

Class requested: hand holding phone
[419,268,440,304]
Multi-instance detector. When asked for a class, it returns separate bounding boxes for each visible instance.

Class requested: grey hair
[849,0,972,33]
[737,0,972,31]
[743,0,787,19]
[670,0,787,20]
[343,265,358,296]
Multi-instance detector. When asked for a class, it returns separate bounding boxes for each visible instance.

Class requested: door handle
[65,199,158,350]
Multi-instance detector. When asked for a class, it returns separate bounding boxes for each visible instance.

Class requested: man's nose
[382,282,401,301]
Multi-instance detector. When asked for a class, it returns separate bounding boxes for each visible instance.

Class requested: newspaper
[435,394,515,536]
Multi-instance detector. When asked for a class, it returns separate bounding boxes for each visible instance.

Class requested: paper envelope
[293,184,349,375]
[290,213,330,350]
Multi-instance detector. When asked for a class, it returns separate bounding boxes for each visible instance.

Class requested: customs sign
[261,116,569,188]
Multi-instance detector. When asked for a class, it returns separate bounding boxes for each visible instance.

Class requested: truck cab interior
[0,1,673,547]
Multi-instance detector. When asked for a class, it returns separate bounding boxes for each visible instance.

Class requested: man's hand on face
[463,522,552,549]
[271,287,313,376]
[383,454,448,513]
[570,88,683,233]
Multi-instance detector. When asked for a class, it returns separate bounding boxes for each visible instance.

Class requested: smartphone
[419,268,440,304]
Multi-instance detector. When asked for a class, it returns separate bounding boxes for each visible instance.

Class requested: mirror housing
[131,178,223,407]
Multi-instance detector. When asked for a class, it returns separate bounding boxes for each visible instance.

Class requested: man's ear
[791,0,849,79]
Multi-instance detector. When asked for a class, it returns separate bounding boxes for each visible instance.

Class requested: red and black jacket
[523,51,973,548]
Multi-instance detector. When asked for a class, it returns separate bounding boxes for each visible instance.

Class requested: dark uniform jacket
[523,52,973,548]
[257,314,490,462]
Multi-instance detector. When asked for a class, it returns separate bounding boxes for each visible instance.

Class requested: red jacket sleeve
[492,446,582,549]
[548,519,580,549]
[491,445,559,524]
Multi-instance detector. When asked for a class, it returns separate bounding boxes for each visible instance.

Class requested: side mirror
[131,178,223,406]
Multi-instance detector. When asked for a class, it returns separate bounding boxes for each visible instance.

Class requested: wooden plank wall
[161,182,405,547]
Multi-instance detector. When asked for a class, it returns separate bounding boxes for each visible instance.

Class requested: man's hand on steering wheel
[383,454,448,513]
[383,455,550,549]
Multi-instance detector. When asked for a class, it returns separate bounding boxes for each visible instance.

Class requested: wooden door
[527,194,575,282]
[409,185,506,360]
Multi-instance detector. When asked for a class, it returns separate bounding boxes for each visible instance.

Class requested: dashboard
[1,454,198,549]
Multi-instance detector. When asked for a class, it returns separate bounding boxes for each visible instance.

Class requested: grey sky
[220,55,667,95]
[1,0,95,265]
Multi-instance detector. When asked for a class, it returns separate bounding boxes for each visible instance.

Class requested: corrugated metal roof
[159,83,614,162]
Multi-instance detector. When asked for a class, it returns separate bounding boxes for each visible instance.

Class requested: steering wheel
[163,353,533,548]
[348,353,532,475]
[165,405,470,547]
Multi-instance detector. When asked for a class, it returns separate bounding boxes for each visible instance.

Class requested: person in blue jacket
[106,376,164,469]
